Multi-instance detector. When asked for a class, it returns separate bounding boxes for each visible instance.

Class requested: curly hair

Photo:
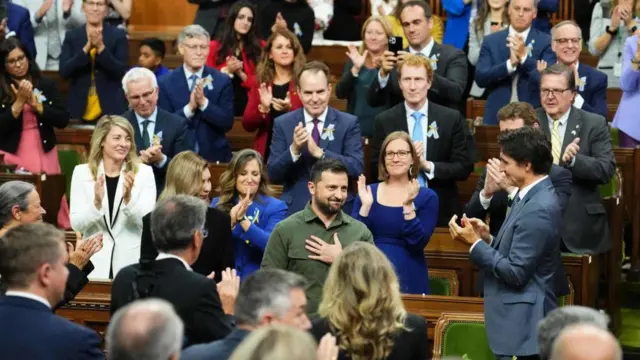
[318,242,408,360]
[255,27,306,85]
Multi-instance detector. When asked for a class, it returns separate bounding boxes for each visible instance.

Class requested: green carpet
[620,308,640,348]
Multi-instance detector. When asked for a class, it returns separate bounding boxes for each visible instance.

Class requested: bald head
[107,299,184,360]
[550,324,622,360]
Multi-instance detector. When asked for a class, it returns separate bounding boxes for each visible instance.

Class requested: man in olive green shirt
[261,159,373,315]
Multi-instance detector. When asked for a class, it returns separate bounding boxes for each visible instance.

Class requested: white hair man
[107,298,184,360]
[550,323,622,360]
[121,67,191,196]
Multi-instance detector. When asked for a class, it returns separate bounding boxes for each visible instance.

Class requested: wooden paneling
[129,1,196,28]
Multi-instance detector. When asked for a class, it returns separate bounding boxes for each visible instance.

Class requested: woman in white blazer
[70,115,156,279]
[12,0,85,70]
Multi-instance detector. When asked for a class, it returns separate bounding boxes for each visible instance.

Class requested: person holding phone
[335,16,393,138]
[369,1,468,113]
[0,181,103,309]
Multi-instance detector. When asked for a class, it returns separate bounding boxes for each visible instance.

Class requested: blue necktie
[411,112,427,187]
[189,74,198,92]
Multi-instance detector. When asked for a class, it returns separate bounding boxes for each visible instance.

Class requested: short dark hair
[497,127,552,175]
[150,195,207,253]
[139,38,166,59]
[296,61,330,85]
[310,158,348,184]
[0,223,65,288]
[541,63,576,91]
[234,269,307,326]
[497,102,540,126]
[398,0,432,20]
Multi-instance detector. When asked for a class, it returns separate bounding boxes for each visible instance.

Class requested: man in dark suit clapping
[371,54,474,227]
[121,67,192,196]
[0,223,103,359]
[111,195,238,347]
[367,0,468,112]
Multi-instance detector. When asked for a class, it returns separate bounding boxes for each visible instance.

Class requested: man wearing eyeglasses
[537,63,616,255]
[121,67,192,197]
[158,24,234,163]
[537,20,608,119]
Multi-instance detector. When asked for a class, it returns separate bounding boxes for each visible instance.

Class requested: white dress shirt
[134,108,167,168]
[470,175,549,252]
[379,38,436,88]
[572,62,586,109]
[182,65,209,118]
[404,101,436,179]
[4,291,51,309]
[156,252,192,271]
[547,108,577,167]
[506,25,532,74]
[290,107,329,162]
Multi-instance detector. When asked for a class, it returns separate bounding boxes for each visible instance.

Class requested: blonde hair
[318,242,408,360]
[397,54,434,82]
[256,27,306,85]
[378,131,421,181]
[360,16,393,54]
[228,324,318,360]
[159,151,209,200]
[87,115,140,180]
[215,149,273,213]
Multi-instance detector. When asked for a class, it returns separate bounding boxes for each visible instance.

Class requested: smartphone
[388,36,403,55]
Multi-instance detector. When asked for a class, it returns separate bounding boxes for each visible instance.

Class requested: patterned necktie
[311,118,321,145]
[142,120,151,149]
[189,74,199,92]
[411,112,428,187]
[551,120,562,164]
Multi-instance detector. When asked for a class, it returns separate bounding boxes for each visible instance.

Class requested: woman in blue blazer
[211,149,287,279]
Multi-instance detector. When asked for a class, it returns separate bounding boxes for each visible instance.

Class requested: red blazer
[206,40,265,89]
[243,81,302,157]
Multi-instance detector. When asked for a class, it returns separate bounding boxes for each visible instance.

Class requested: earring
[408,166,414,178]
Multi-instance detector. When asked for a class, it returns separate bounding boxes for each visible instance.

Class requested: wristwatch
[605,26,618,35]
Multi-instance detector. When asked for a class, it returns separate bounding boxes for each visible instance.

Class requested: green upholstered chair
[557,278,575,306]
[57,145,88,203]
[432,312,493,360]
[609,125,620,147]
[429,269,460,296]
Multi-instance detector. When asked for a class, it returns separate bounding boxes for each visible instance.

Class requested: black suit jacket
[367,43,468,112]
[1,262,92,310]
[0,76,69,154]
[188,0,238,36]
[181,328,250,360]
[311,313,427,360]
[111,258,233,346]
[139,208,234,282]
[59,24,128,119]
[465,164,573,236]
[123,108,192,196]
[537,107,616,254]
[371,102,474,226]
[323,0,362,41]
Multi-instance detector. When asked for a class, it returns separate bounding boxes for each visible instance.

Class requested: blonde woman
[70,115,156,279]
[140,151,234,280]
[335,16,392,137]
[311,242,428,360]
[229,324,338,360]
[211,149,287,279]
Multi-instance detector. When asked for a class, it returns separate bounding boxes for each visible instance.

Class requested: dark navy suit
[576,63,608,119]
[59,24,128,119]
[7,3,36,58]
[0,295,103,359]
[267,107,364,216]
[181,328,250,360]
[123,108,192,196]
[157,65,234,163]
[475,27,555,125]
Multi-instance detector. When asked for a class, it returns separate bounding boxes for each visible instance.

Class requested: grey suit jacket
[470,177,561,356]
[537,107,616,254]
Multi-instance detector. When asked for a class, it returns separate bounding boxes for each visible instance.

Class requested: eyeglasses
[182,44,209,52]
[84,1,107,8]
[128,89,156,102]
[6,54,26,66]
[553,38,581,45]
[540,88,570,97]
[385,150,411,160]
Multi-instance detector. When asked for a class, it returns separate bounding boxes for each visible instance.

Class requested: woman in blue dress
[211,149,288,279]
[352,131,439,294]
